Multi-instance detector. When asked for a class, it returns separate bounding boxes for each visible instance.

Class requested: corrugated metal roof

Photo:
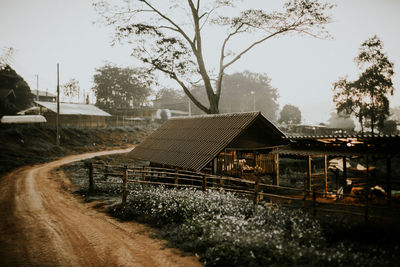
[1,115,47,124]
[129,112,285,171]
[285,134,400,139]
[276,134,400,157]
[31,90,56,97]
[36,101,111,116]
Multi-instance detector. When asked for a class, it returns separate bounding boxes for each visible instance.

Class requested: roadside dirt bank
[0,148,202,267]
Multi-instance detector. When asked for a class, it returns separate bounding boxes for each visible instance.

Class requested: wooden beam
[275,153,280,186]
[324,155,328,194]
[307,156,312,192]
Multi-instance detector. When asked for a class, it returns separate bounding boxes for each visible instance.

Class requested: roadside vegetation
[106,186,399,266]
[0,124,155,175]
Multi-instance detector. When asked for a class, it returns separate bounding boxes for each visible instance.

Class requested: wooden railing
[86,162,400,223]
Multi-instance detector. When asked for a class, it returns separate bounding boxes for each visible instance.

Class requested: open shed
[129,112,286,179]
[275,134,400,201]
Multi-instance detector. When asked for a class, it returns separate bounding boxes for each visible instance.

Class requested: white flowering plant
[109,186,399,266]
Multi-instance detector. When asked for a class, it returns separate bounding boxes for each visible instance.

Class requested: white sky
[1,0,399,123]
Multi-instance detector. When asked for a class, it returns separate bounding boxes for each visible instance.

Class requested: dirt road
[0,148,202,267]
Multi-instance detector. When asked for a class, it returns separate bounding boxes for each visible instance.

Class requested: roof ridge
[169,111,261,120]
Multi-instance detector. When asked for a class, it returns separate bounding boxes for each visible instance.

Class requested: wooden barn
[129,112,287,180]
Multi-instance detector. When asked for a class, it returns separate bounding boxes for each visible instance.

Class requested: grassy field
[0,124,156,175]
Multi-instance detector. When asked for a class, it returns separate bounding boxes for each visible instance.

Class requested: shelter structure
[31,90,56,102]
[1,115,46,124]
[129,112,286,179]
[275,134,400,201]
[35,101,111,128]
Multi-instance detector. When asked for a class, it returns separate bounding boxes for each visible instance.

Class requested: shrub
[109,186,400,266]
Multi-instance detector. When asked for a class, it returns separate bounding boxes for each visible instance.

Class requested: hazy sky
[1,0,399,123]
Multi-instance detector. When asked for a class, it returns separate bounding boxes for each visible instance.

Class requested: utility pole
[35,74,40,114]
[56,63,60,146]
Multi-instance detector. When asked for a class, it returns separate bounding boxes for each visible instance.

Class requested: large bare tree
[94,0,333,114]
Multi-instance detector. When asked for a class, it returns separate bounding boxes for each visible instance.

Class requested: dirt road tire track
[0,148,202,267]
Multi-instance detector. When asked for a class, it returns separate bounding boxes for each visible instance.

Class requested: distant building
[1,115,46,124]
[281,123,355,136]
[31,90,56,102]
[35,101,111,128]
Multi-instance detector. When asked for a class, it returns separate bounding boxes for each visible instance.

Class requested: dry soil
[0,148,202,267]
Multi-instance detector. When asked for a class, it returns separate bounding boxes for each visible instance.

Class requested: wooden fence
[86,162,400,223]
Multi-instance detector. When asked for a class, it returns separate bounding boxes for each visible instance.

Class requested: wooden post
[122,165,128,205]
[312,189,317,217]
[141,166,146,189]
[324,155,328,195]
[386,157,392,205]
[174,168,179,188]
[219,176,224,188]
[254,178,260,204]
[307,156,312,192]
[274,153,280,186]
[366,155,369,198]
[88,162,94,193]
[202,175,207,191]
[56,63,60,146]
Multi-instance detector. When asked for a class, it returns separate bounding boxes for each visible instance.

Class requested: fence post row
[122,165,128,206]
[254,178,260,204]
[141,166,146,189]
[202,175,207,191]
[174,168,179,188]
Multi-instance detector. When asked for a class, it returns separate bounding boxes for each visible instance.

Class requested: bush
[109,187,400,266]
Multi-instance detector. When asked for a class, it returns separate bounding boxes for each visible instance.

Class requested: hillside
[0,124,157,175]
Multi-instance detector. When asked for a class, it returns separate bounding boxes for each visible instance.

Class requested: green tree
[327,112,355,130]
[62,78,80,103]
[278,104,301,125]
[94,0,333,114]
[0,47,14,70]
[187,71,279,120]
[382,120,397,135]
[154,88,186,111]
[333,36,394,134]
[92,64,153,111]
[0,65,33,115]
[219,71,279,120]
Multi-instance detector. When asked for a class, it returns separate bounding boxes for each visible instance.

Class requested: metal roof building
[129,112,286,172]
[36,101,111,116]
[1,115,46,124]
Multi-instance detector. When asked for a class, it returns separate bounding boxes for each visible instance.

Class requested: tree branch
[140,0,195,49]
[216,24,244,100]
[223,29,287,70]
